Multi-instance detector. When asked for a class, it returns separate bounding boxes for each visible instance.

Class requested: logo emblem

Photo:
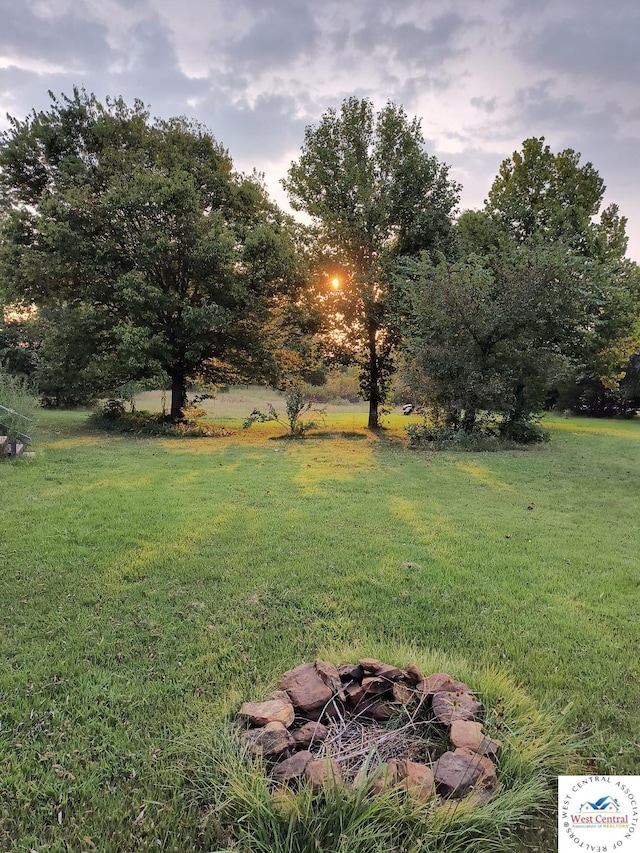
[558,776,639,852]
[581,795,619,812]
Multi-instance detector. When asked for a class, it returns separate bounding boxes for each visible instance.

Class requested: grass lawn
[1,393,638,851]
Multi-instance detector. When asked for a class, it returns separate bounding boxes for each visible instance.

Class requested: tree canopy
[485,136,607,254]
[283,97,460,428]
[397,244,590,435]
[484,138,640,409]
[0,89,303,418]
[1,95,638,436]
[396,136,640,435]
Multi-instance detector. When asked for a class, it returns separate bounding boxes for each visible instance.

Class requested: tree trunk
[446,408,460,430]
[462,408,477,434]
[367,323,380,430]
[368,398,379,430]
[170,371,187,420]
[505,384,527,427]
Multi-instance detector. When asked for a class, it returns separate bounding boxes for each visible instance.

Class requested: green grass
[0,398,638,851]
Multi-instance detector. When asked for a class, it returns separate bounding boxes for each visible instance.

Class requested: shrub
[181,405,209,425]
[244,386,325,437]
[499,418,550,445]
[89,409,231,437]
[405,410,548,449]
[100,398,126,420]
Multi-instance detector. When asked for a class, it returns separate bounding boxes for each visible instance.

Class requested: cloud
[470,96,498,113]
[0,3,213,130]
[0,0,112,72]
[0,66,73,123]
[353,11,467,68]
[226,0,320,72]
[198,91,309,161]
[439,145,506,211]
[0,0,639,258]
[515,0,640,87]
[0,56,69,76]
[106,18,211,116]
[512,80,589,129]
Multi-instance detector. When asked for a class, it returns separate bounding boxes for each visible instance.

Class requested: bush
[555,376,640,419]
[405,411,548,449]
[499,418,550,444]
[406,423,505,451]
[181,405,209,425]
[405,421,457,446]
[244,386,325,437]
[89,409,231,437]
[100,398,126,420]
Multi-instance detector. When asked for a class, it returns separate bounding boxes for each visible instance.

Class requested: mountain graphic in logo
[579,796,620,812]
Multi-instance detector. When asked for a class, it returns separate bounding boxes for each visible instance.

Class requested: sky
[1,0,639,258]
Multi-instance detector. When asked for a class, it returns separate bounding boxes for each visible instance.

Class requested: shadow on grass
[271,430,369,442]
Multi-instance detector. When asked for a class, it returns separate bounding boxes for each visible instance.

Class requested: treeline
[1,91,639,436]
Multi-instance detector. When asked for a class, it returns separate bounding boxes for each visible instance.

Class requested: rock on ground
[419,673,470,697]
[278,662,334,712]
[244,721,295,758]
[450,719,501,756]
[238,698,295,728]
[434,748,497,798]
[291,721,329,748]
[305,758,343,791]
[432,690,483,724]
[359,658,405,681]
[388,759,434,801]
[272,750,313,782]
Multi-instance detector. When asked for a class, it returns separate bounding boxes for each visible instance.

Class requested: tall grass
[0,365,39,441]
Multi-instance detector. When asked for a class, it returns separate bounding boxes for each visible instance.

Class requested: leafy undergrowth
[180,644,577,853]
[89,408,237,437]
[405,417,550,450]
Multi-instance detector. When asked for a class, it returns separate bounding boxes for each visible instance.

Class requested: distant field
[0,405,638,851]
[135,384,369,420]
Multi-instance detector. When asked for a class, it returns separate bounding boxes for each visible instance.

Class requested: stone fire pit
[237,658,502,804]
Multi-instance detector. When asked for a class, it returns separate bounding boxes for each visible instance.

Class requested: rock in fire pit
[237,657,501,804]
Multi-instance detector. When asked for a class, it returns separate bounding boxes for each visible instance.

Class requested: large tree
[283,97,459,428]
[484,137,640,408]
[397,154,640,433]
[0,89,302,418]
